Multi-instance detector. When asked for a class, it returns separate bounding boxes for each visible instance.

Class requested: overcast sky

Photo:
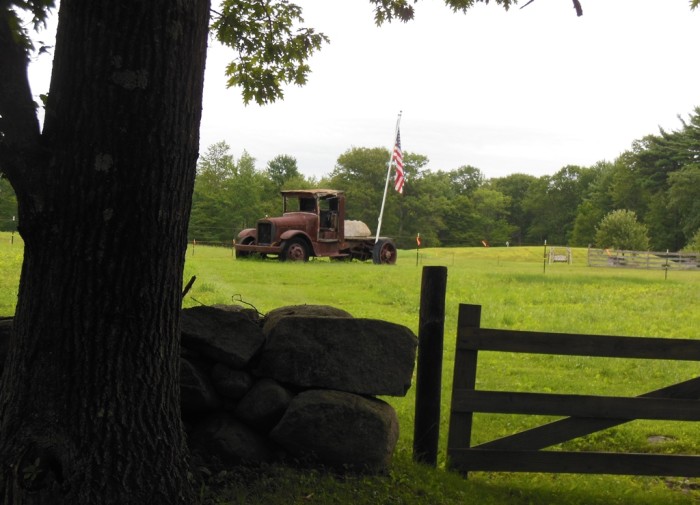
[29,0,700,180]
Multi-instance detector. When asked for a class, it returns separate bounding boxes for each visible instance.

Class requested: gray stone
[270,389,399,473]
[180,358,220,416]
[256,316,417,396]
[181,305,265,369]
[262,304,353,336]
[191,413,279,465]
[234,378,293,433]
[210,364,254,400]
[211,303,260,323]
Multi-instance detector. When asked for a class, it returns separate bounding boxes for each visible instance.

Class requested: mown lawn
[183,243,700,504]
[2,233,700,504]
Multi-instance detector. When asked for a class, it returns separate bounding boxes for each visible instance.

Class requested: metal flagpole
[376,111,402,243]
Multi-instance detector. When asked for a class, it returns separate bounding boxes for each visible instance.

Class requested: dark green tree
[189,142,237,242]
[228,150,278,232]
[449,165,484,195]
[329,147,396,233]
[667,166,700,244]
[523,165,596,245]
[488,173,537,245]
[266,154,301,189]
[618,106,700,249]
[471,187,513,246]
[571,161,615,246]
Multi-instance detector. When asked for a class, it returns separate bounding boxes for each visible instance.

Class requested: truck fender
[279,231,315,254]
[237,228,257,240]
[279,230,311,243]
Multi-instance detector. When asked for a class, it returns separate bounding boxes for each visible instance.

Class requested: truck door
[318,196,339,241]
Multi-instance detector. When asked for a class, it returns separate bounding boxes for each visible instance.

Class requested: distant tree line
[2,107,699,252]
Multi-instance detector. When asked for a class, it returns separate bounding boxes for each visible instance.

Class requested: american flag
[393,129,404,193]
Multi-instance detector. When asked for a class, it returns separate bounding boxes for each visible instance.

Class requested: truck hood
[263,212,317,226]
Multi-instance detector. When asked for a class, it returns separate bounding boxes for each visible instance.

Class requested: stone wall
[181,304,417,473]
[0,306,418,474]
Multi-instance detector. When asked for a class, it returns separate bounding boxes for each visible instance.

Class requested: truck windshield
[284,196,316,213]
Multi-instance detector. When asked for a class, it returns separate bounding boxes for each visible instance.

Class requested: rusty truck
[234,189,397,264]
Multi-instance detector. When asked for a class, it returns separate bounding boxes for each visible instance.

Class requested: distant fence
[587,247,699,270]
[447,303,700,477]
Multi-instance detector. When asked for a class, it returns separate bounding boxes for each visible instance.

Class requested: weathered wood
[474,375,700,451]
[447,305,480,462]
[452,389,700,420]
[447,303,700,478]
[413,266,448,466]
[457,328,700,360]
[449,449,700,477]
[587,248,700,270]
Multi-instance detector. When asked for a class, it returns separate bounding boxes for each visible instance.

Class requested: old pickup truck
[234,189,397,264]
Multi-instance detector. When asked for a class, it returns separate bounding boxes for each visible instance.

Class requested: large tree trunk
[0,1,210,503]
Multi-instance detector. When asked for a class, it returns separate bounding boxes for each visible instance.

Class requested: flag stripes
[393,130,404,193]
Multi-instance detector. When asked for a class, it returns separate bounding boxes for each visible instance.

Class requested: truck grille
[257,222,273,244]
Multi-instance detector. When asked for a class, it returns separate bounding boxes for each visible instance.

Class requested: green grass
[0,232,22,315]
[3,233,700,504]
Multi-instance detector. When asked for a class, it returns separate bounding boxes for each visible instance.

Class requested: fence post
[413,266,448,466]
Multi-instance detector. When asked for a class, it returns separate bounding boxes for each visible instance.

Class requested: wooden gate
[447,303,700,476]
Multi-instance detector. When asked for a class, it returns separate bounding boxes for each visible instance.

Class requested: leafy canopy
[213,0,329,105]
[595,209,650,251]
[1,0,55,50]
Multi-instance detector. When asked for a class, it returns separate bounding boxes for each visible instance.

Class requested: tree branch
[0,9,43,193]
[520,0,583,16]
[572,0,583,16]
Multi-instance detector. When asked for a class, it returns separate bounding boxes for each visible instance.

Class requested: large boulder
[234,378,293,433]
[270,389,399,473]
[262,304,353,336]
[256,316,417,396]
[180,358,220,416]
[190,413,279,466]
[181,305,265,369]
[211,303,260,323]
[210,364,254,400]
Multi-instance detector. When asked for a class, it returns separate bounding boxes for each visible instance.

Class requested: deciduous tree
[0,1,324,503]
[595,209,650,251]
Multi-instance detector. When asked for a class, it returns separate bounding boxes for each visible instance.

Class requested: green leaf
[213,0,328,105]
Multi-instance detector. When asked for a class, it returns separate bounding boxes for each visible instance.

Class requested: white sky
[29,0,700,180]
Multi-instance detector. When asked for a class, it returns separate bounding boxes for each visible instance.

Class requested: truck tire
[372,239,397,265]
[235,238,255,259]
[280,237,310,262]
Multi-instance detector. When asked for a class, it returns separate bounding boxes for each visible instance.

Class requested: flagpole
[376,111,402,243]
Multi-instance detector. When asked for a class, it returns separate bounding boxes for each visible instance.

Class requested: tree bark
[0,1,210,503]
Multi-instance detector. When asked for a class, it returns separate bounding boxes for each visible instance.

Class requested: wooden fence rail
[587,248,699,270]
[447,303,700,477]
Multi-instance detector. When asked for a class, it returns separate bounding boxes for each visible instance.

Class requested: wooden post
[447,304,481,474]
[413,266,448,466]
[543,239,547,274]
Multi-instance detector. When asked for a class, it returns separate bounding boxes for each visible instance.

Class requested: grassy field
[2,233,700,504]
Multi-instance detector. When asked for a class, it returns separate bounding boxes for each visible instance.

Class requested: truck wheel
[280,237,309,262]
[373,239,397,265]
[235,238,255,259]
